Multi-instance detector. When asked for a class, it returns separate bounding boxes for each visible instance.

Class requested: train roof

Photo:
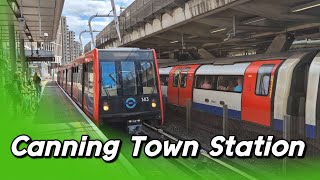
[59,48,155,70]
[196,63,250,75]
[97,48,152,52]
[159,48,319,68]
[159,67,173,75]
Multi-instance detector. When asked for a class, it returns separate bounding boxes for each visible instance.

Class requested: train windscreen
[100,51,158,97]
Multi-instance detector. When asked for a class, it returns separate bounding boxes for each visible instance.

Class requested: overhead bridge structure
[94,0,320,59]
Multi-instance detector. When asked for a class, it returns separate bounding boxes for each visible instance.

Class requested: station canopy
[96,0,320,57]
[0,0,64,43]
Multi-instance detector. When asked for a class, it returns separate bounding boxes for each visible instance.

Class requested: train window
[77,65,83,103]
[101,62,118,97]
[180,68,190,88]
[216,76,243,93]
[255,64,274,96]
[173,68,181,87]
[57,71,60,85]
[160,75,169,86]
[63,70,65,86]
[84,62,94,115]
[121,61,137,96]
[72,67,78,87]
[195,75,216,90]
[67,69,72,90]
[88,64,94,95]
[140,61,157,95]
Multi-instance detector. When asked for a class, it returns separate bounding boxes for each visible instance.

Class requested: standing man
[33,72,41,98]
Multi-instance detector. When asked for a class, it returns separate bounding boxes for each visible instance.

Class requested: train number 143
[141,97,149,102]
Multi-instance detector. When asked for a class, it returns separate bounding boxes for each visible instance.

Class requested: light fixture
[291,0,320,12]
[103,103,109,111]
[151,100,157,108]
[188,35,198,39]
[210,28,226,34]
[170,40,179,44]
[244,18,266,25]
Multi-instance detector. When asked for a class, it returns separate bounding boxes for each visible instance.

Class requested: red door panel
[242,60,282,126]
[178,65,199,107]
[167,65,199,107]
[168,67,183,105]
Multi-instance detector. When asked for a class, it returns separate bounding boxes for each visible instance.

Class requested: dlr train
[160,50,320,141]
[58,48,164,134]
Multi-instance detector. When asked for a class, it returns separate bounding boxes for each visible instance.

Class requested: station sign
[26,56,55,62]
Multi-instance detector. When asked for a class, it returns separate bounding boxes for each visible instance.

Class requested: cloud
[62,0,134,46]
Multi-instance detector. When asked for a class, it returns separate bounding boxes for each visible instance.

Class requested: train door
[305,53,320,139]
[242,60,282,126]
[179,66,199,106]
[168,66,183,105]
[178,67,191,106]
[168,65,198,107]
[64,69,67,89]
[317,77,320,140]
[57,70,60,85]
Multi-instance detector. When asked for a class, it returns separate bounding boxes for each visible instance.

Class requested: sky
[62,0,134,47]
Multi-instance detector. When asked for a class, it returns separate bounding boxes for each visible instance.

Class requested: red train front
[58,48,164,134]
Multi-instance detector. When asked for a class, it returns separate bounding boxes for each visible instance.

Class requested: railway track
[142,122,259,180]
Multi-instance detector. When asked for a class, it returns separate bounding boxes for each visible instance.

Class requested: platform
[32,81,104,139]
[23,81,209,179]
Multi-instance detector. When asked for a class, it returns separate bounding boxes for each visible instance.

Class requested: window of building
[255,64,274,96]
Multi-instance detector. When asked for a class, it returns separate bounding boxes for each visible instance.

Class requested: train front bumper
[100,110,161,123]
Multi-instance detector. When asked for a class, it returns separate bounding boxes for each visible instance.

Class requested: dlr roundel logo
[125,98,137,109]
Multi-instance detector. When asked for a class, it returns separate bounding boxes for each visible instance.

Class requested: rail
[143,122,258,180]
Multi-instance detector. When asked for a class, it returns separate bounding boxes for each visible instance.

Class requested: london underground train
[58,48,164,133]
[160,50,320,141]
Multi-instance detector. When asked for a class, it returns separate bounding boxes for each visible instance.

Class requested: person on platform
[33,73,42,98]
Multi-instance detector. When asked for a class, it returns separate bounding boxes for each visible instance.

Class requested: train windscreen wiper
[108,73,120,86]
[100,76,110,97]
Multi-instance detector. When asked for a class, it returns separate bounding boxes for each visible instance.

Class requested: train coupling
[127,119,142,135]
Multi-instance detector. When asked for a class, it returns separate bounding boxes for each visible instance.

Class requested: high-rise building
[74,41,82,58]
[61,16,68,65]
[59,16,79,64]
[54,17,63,65]
[68,31,76,62]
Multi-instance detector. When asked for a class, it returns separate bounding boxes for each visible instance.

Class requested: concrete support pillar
[0,39,3,90]
[198,48,215,59]
[8,22,16,74]
[19,37,27,79]
[265,33,295,54]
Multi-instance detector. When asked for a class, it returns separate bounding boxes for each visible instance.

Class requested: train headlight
[103,103,109,111]
[151,100,157,108]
